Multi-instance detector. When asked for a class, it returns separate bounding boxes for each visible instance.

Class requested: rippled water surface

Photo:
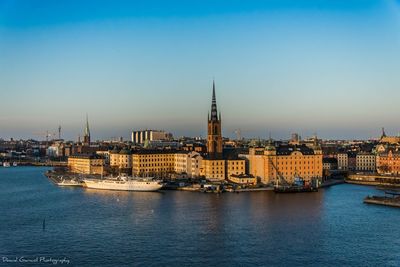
[0,167,399,266]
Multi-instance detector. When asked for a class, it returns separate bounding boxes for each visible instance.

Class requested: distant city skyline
[1,0,400,140]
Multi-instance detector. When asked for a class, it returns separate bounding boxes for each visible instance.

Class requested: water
[0,167,399,266]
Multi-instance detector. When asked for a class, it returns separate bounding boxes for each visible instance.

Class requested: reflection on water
[1,167,400,267]
[82,188,164,225]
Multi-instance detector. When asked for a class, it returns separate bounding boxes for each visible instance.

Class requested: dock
[364,190,400,208]
[364,196,400,208]
[347,174,400,187]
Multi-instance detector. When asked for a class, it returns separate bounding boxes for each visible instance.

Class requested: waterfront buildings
[132,150,176,176]
[228,174,257,185]
[110,148,132,174]
[67,154,105,175]
[247,140,323,184]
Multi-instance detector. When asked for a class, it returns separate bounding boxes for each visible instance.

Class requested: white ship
[12,162,17,167]
[83,175,163,192]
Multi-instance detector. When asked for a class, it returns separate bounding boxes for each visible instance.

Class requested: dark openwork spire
[381,127,386,138]
[84,113,90,137]
[210,80,218,121]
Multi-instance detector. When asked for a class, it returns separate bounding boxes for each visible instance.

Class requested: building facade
[68,154,105,175]
[377,150,400,175]
[131,130,172,144]
[132,150,175,176]
[248,142,323,184]
[337,153,348,171]
[356,152,376,172]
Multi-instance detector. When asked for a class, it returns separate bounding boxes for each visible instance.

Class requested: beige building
[174,152,190,174]
[337,153,348,171]
[356,152,376,172]
[228,174,257,185]
[132,150,175,176]
[68,154,105,175]
[188,152,203,178]
[109,148,133,174]
[173,151,203,178]
[200,159,226,180]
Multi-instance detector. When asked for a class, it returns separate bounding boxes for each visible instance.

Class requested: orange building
[377,150,400,175]
[248,141,323,184]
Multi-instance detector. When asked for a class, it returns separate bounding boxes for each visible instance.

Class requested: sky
[1,0,400,141]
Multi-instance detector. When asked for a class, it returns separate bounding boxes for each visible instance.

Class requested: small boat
[3,162,11,168]
[83,174,163,192]
[12,162,17,167]
[57,177,82,187]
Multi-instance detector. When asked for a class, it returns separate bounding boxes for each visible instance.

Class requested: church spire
[381,127,386,138]
[84,114,90,137]
[210,80,219,121]
[83,114,91,145]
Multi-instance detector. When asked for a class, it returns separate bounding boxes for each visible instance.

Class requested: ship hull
[83,179,163,192]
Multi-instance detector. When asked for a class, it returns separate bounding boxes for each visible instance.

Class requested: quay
[320,178,345,188]
[364,195,400,208]
[347,174,400,187]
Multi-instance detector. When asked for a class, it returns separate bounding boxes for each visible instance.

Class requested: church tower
[207,80,223,158]
[83,114,91,145]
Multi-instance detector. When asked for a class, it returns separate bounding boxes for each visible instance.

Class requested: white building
[188,152,203,178]
[174,152,190,174]
[131,130,172,144]
[173,151,203,178]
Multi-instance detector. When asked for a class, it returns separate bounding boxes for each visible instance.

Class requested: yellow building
[226,159,246,179]
[200,159,226,180]
[68,154,105,175]
[248,141,323,185]
[132,150,175,176]
[228,174,257,185]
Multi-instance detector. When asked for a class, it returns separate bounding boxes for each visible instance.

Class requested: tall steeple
[83,114,91,145]
[207,80,223,157]
[381,127,386,138]
[210,80,219,122]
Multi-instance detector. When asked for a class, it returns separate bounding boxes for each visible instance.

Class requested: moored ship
[57,177,82,187]
[274,176,318,193]
[83,174,163,192]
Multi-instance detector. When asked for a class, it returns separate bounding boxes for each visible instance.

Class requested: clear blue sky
[1,0,400,141]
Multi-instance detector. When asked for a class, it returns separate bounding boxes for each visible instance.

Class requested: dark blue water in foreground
[0,167,399,266]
